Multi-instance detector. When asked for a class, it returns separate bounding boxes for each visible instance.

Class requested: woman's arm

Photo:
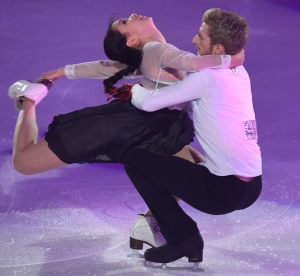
[38,60,142,81]
[158,43,243,72]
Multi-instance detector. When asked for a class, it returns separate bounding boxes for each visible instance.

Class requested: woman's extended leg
[12,99,66,175]
[174,145,205,163]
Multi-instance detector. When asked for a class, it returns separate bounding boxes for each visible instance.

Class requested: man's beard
[199,44,214,56]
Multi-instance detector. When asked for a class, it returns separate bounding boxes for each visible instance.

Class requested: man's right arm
[131,71,209,112]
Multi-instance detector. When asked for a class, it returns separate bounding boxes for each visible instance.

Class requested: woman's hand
[37,67,65,82]
[230,49,245,68]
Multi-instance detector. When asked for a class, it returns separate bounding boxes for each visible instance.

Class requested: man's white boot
[8,79,52,110]
[130,214,166,250]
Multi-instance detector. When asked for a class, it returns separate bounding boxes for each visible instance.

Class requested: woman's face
[112,13,155,37]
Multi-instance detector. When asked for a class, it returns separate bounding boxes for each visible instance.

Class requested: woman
[10,13,243,249]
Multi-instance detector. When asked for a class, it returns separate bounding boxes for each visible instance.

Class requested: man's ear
[213,44,225,55]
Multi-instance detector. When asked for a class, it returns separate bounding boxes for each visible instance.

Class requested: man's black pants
[123,149,262,245]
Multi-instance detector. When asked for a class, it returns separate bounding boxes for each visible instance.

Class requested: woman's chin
[145,16,153,21]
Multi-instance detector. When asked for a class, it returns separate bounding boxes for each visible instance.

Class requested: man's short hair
[202,8,249,55]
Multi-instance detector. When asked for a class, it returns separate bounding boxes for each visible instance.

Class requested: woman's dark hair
[103,20,142,93]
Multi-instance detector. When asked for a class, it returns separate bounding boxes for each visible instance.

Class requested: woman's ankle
[20,98,35,110]
[144,210,153,217]
[19,96,31,101]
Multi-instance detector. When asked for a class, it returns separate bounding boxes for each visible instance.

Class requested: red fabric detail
[107,84,137,102]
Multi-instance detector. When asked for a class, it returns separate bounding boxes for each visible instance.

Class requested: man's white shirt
[131,66,262,177]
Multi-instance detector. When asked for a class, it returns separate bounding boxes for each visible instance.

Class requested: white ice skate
[128,214,166,258]
[8,79,52,110]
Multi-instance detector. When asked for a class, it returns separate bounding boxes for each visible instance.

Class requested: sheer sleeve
[64,60,142,79]
[159,44,231,72]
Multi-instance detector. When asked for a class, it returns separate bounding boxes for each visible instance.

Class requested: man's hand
[230,49,245,68]
[37,67,65,82]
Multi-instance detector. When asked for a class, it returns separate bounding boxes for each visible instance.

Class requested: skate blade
[144,260,203,271]
[127,249,144,258]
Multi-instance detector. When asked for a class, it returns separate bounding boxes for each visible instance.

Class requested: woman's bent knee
[13,155,35,175]
[12,138,67,175]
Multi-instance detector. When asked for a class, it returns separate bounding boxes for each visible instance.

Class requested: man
[123,8,262,264]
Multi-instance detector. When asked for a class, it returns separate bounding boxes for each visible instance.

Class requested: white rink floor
[1,159,300,275]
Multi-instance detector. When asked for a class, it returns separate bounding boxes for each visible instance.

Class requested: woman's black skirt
[44,99,194,164]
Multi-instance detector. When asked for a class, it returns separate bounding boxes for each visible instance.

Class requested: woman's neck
[136,30,166,50]
[144,30,166,44]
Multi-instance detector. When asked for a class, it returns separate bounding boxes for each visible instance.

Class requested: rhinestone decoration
[243,120,258,140]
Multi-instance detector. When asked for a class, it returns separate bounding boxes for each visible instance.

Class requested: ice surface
[1,0,300,275]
